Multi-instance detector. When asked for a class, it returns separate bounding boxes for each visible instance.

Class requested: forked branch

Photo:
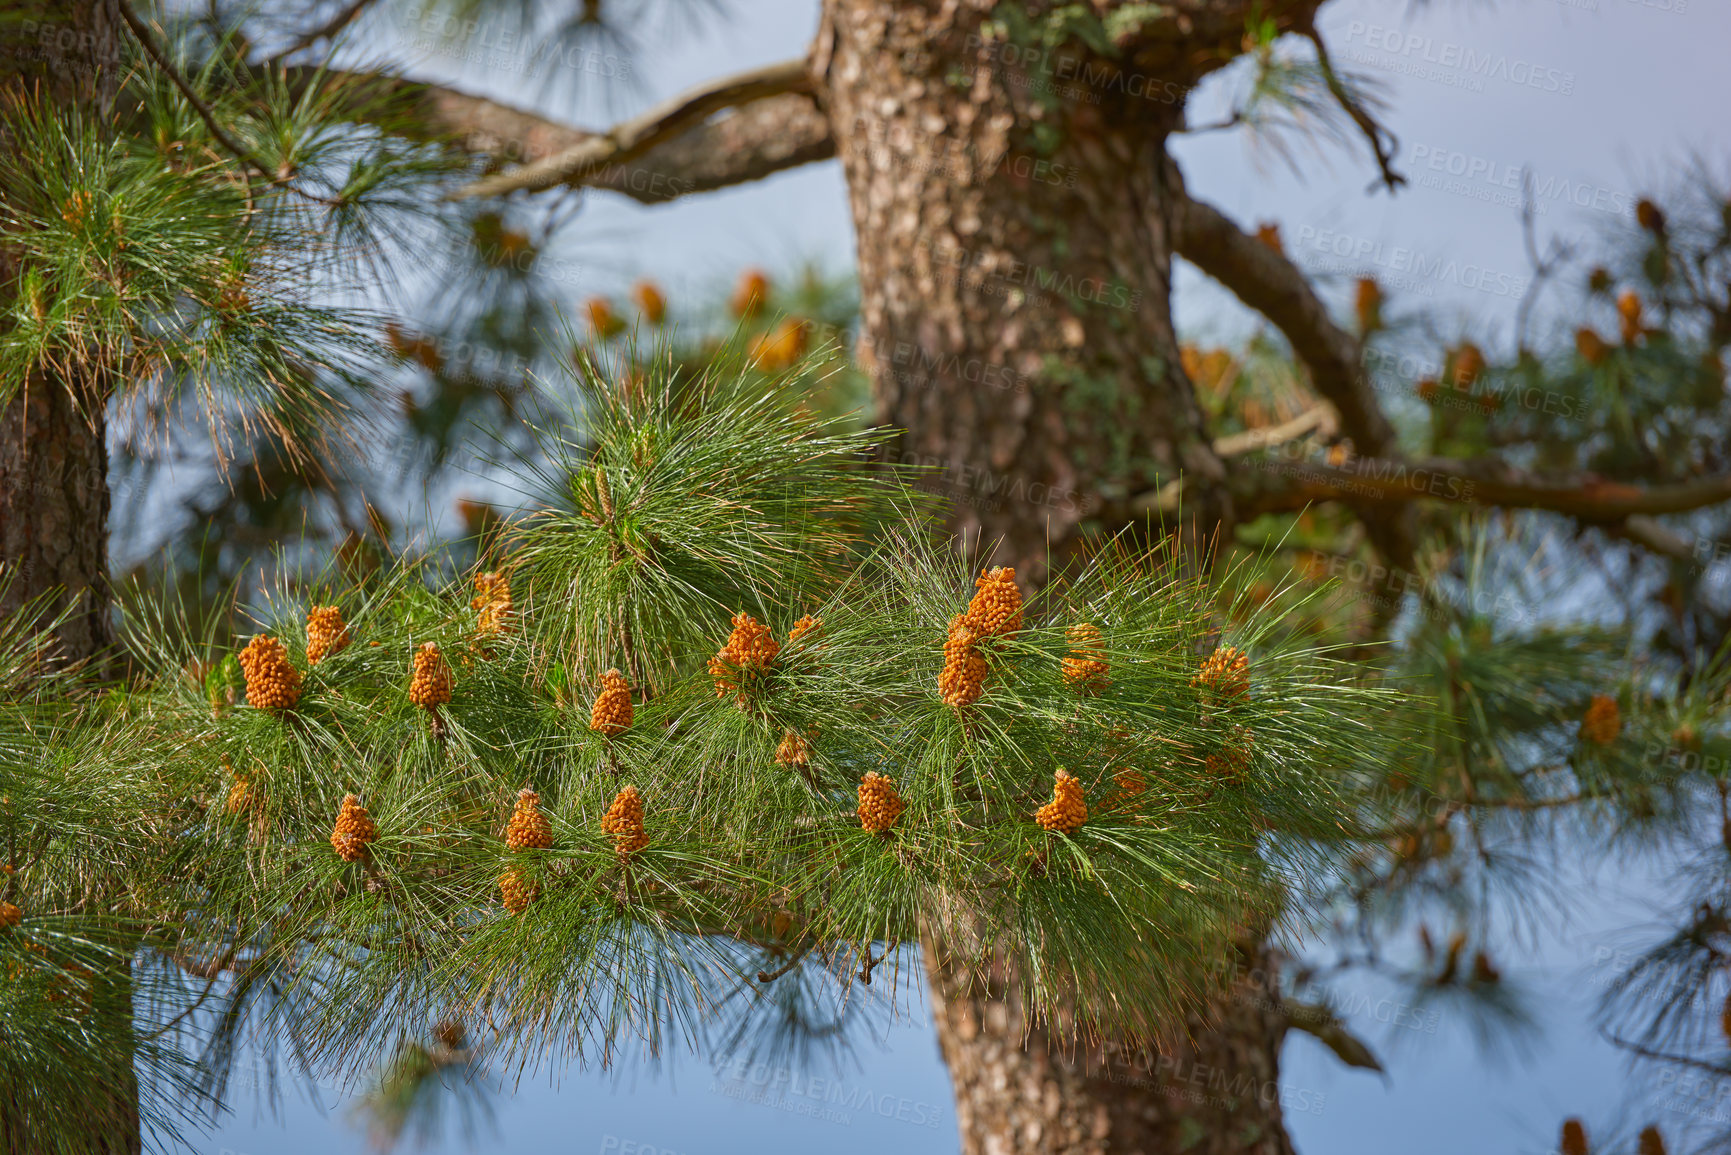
[452,58,815,199]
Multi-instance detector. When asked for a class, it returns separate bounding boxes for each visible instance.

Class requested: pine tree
[4,3,1731,1154]
[0,362,1409,1151]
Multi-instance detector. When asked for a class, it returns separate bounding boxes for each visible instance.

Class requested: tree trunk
[821,1,1310,1150]
[925,936,1295,1155]
[0,0,122,668]
[820,0,1234,588]
[0,8,135,1153]
[0,369,115,668]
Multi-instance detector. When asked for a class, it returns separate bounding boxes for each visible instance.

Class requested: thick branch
[273,66,591,160]
[1168,171,1395,459]
[1165,166,1418,569]
[1236,456,1731,522]
[452,58,814,199]
[273,68,833,203]
[586,93,835,204]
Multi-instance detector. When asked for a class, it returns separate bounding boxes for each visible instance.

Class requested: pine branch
[118,0,277,180]
[265,0,380,65]
[1603,1030,1730,1079]
[119,1,338,205]
[451,58,816,200]
[1295,19,1405,193]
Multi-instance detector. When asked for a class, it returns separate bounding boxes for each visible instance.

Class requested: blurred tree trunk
[0,10,136,1154]
[824,2,1294,1150]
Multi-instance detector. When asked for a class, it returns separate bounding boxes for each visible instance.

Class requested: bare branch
[1211,405,1335,458]
[451,58,815,200]
[1282,1000,1385,1073]
[1237,456,1731,522]
[1513,168,1576,355]
[586,93,835,204]
[756,941,816,983]
[1610,514,1694,560]
[285,67,834,205]
[394,78,594,162]
[1123,408,1333,514]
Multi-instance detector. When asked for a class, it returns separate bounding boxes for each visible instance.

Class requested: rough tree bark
[0,369,115,667]
[0,0,121,670]
[925,937,1295,1155]
[821,1,1233,588]
[819,2,1319,1150]
[0,7,137,1153]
